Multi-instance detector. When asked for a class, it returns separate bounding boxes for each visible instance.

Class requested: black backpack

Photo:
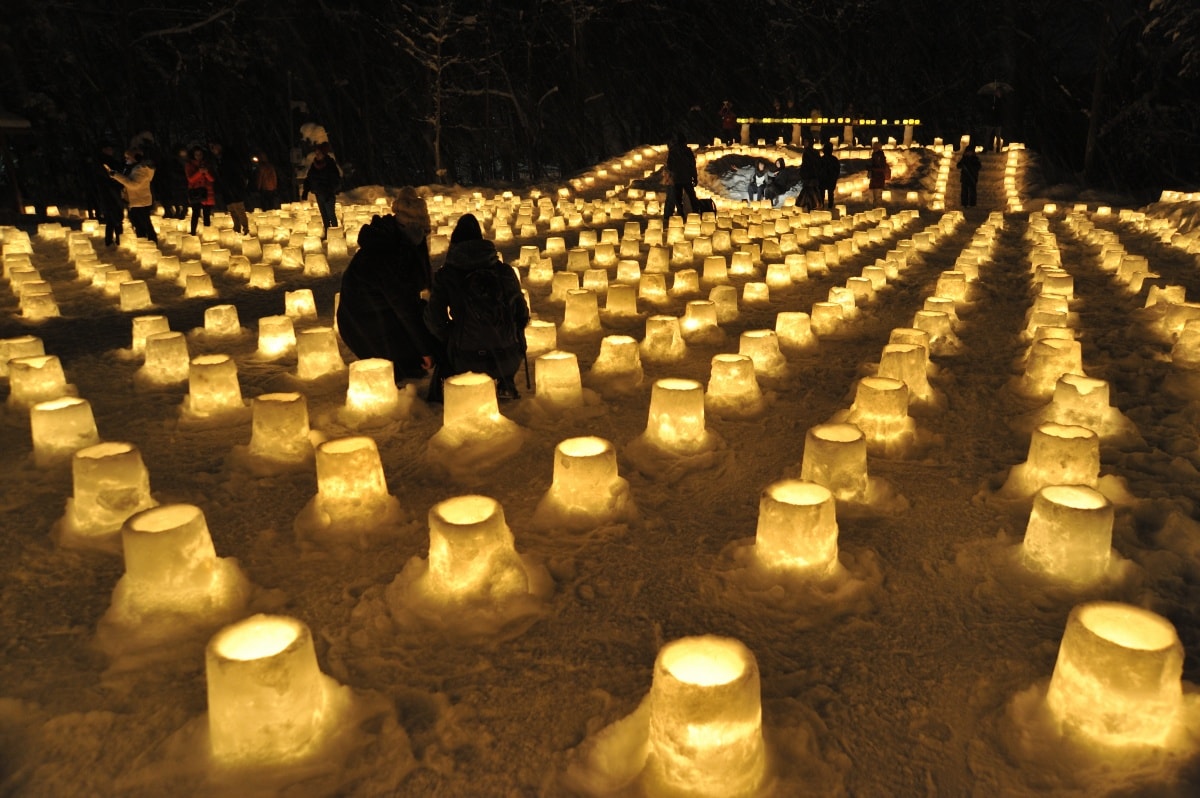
[455,266,522,354]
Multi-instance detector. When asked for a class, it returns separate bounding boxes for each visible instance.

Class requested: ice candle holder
[842,376,914,455]
[535,350,584,408]
[31,396,100,467]
[533,437,635,530]
[738,330,787,377]
[706,354,764,417]
[646,636,766,798]
[643,378,711,455]
[426,495,528,601]
[561,289,602,338]
[247,393,313,465]
[754,480,839,575]
[7,354,70,409]
[295,327,345,380]
[588,335,643,393]
[140,332,190,385]
[310,436,396,530]
[62,442,155,539]
[1045,602,1183,746]
[344,358,401,419]
[186,355,244,417]
[1022,485,1113,584]
[257,315,296,359]
[640,315,687,364]
[800,423,870,503]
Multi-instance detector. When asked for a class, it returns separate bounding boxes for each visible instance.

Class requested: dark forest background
[0,0,1197,211]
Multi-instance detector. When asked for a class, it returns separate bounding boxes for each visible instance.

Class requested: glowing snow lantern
[118,280,152,312]
[775,311,817,352]
[1045,602,1183,746]
[533,437,635,531]
[738,330,787,377]
[1171,319,1200,369]
[206,614,338,765]
[1022,485,1112,584]
[1047,374,1112,431]
[671,269,700,298]
[30,396,100,467]
[680,300,721,344]
[645,636,766,798]
[185,355,244,417]
[257,315,296,359]
[524,319,558,359]
[643,378,712,455]
[616,259,641,284]
[603,283,638,317]
[284,288,318,320]
[185,273,216,298]
[583,268,609,295]
[702,255,729,285]
[708,285,739,323]
[638,273,669,305]
[640,315,687,364]
[343,358,401,420]
[0,335,45,377]
[60,442,155,541]
[1018,338,1084,399]
[305,436,400,533]
[295,327,345,380]
[912,310,959,353]
[841,376,915,456]
[810,302,844,337]
[742,282,770,306]
[754,480,839,574]
[155,254,181,280]
[420,495,529,602]
[20,288,59,320]
[204,304,241,338]
[7,354,70,409]
[103,269,133,296]
[247,392,312,465]
[549,271,580,304]
[705,354,764,417]
[561,289,602,338]
[800,423,870,503]
[588,335,643,393]
[877,343,935,405]
[535,350,584,408]
[1004,423,1100,497]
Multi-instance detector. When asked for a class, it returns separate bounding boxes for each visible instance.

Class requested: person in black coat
[336,187,440,383]
[662,132,699,223]
[425,213,529,400]
[95,145,125,247]
[818,144,840,210]
[303,142,341,233]
[957,144,983,207]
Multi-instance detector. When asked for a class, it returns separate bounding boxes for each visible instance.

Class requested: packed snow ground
[3,141,1200,796]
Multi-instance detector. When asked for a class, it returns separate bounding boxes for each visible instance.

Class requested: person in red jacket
[184,146,215,236]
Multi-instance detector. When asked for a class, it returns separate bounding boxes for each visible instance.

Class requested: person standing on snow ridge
[957,143,982,208]
[662,133,699,222]
[106,148,158,243]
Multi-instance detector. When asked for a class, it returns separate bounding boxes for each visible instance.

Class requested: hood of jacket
[443,238,501,272]
[357,213,424,253]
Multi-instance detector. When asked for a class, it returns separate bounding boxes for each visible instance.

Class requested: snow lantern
[140,331,190,385]
[117,281,151,312]
[206,614,333,765]
[439,372,516,441]
[425,495,528,601]
[535,350,584,408]
[738,330,787,377]
[1004,423,1100,497]
[248,264,275,289]
[1022,485,1112,584]
[638,273,669,305]
[644,378,711,455]
[842,376,914,455]
[310,436,396,529]
[533,437,635,530]
[30,397,100,467]
[550,272,580,304]
[645,636,766,798]
[204,304,241,338]
[1045,602,1183,746]
[800,423,870,503]
[708,285,739,323]
[130,316,169,356]
[344,358,401,419]
[561,289,602,338]
[295,327,345,380]
[775,311,816,352]
[923,296,960,326]
[303,252,329,277]
[257,315,296,359]
[583,268,610,295]
[248,393,312,465]
[670,269,701,298]
[604,283,639,317]
[524,319,558,359]
[1170,320,1200,369]
[1018,339,1084,399]
[702,255,729,285]
[62,442,156,539]
[7,354,70,409]
[681,300,721,342]
[615,260,642,284]
[1048,374,1111,431]
[742,282,770,305]
[729,250,756,277]
[566,247,591,273]
[706,354,764,417]
[284,288,318,320]
[765,263,792,290]
[640,315,687,364]
[588,335,643,391]
[185,273,216,298]
[185,355,244,417]
[934,271,969,302]
[755,480,839,575]
[809,302,844,337]
[877,344,935,405]
[0,335,45,377]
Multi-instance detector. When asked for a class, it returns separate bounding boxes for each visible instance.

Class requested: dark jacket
[336,214,437,376]
[666,141,698,186]
[818,151,840,188]
[212,149,249,203]
[425,238,529,379]
[303,156,341,199]
[957,151,982,183]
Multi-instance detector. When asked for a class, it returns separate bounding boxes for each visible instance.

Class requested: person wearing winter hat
[425,213,529,401]
[335,187,441,385]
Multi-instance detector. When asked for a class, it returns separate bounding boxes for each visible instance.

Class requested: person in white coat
[106,149,158,243]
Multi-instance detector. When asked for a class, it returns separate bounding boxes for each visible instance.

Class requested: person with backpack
[336,187,440,386]
[425,213,529,401]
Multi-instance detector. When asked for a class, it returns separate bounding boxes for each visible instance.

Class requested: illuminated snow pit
[30,397,100,467]
[1014,339,1086,400]
[706,354,765,418]
[206,614,350,767]
[7,354,72,410]
[97,504,251,658]
[54,441,157,549]
[640,315,687,364]
[833,377,918,458]
[738,330,788,377]
[775,312,816,353]
[1001,423,1100,499]
[532,437,637,532]
[561,289,602,339]
[294,436,405,543]
[295,327,346,381]
[1045,602,1184,747]
[644,636,767,798]
[1022,486,1114,585]
[680,300,723,344]
[426,372,528,478]
[184,355,247,421]
[385,495,548,634]
[754,480,839,576]
[587,335,644,395]
[339,358,408,426]
[256,315,296,359]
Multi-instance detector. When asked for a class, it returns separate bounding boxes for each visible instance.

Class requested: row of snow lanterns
[3,230,61,320]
